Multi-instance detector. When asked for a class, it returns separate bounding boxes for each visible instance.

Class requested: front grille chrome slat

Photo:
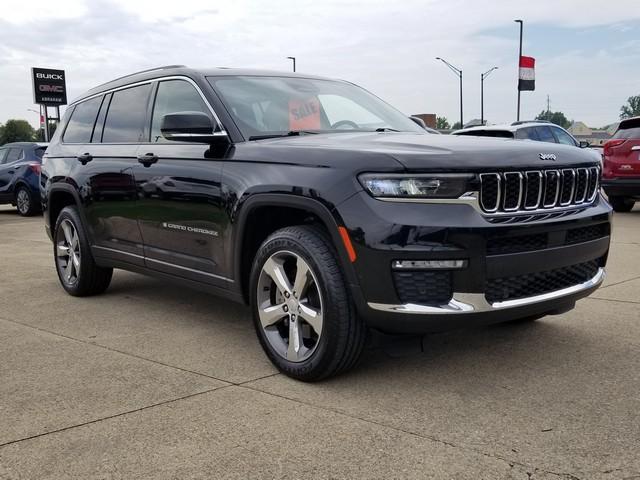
[479,166,599,215]
[503,172,523,211]
[543,170,561,208]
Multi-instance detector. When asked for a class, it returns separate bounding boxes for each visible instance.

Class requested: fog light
[392,260,467,270]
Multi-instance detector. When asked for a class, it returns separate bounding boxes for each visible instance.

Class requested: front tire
[15,186,38,216]
[609,196,635,213]
[53,206,113,296]
[250,225,366,381]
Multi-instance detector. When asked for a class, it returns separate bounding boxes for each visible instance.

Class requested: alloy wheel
[56,219,81,285]
[257,251,324,362]
[16,189,30,215]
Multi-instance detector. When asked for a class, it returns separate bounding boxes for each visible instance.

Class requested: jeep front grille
[479,166,599,214]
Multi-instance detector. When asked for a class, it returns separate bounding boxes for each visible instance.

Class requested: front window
[207,75,423,139]
[553,127,578,146]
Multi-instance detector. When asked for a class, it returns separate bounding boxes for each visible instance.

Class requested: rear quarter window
[63,96,103,143]
[34,147,46,159]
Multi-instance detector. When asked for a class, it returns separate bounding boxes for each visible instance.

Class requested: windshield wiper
[374,127,400,132]
[248,131,319,141]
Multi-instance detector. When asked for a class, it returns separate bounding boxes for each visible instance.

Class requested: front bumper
[602,178,640,198]
[338,191,611,333]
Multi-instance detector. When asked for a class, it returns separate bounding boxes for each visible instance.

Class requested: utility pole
[515,19,524,121]
[547,94,551,115]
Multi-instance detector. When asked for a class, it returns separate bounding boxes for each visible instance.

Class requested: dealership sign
[31,67,67,105]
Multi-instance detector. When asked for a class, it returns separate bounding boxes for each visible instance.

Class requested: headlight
[358,173,474,199]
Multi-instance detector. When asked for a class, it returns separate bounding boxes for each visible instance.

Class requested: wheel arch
[47,185,87,239]
[231,194,359,304]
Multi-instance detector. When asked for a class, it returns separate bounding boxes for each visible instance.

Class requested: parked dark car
[602,116,640,212]
[0,142,46,215]
[41,66,611,381]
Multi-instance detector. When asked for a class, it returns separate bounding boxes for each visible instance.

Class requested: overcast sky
[1,0,639,129]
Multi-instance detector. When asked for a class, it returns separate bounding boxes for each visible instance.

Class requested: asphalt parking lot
[0,205,639,479]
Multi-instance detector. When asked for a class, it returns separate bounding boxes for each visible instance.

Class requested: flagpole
[515,19,523,121]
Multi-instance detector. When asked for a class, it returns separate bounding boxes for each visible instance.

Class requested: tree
[0,119,35,145]
[535,110,570,129]
[620,95,640,119]
[436,116,450,130]
[451,121,462,130]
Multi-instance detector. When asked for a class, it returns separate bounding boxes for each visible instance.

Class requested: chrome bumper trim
[368,268,605,315]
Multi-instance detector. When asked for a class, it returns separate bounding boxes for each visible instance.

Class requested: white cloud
[1,0,639,128]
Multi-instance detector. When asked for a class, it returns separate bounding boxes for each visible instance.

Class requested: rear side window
[552,127,577,146]
[102,84,152,143]
[63,96,103,143]
[614,118,640,139]
[515,127,539,140]
[6,148,23,162]
[150,80,210,142]
[535,126,556,143]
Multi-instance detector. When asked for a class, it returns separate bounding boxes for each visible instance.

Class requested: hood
[253,132,601,171]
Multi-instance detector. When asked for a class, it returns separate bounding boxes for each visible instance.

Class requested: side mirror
[410,116,427,129]
[579,140,590,148]
[161,111,229,144]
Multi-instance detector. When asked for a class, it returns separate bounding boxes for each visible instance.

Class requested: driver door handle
[77,153,93,165]
[137,153,158,167]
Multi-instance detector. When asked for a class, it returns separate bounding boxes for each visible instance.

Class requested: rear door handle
[137,153,159,167]
[77,153,93,165]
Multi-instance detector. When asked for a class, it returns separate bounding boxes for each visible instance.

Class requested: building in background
[567,121,612,146]
[411,113,436,129]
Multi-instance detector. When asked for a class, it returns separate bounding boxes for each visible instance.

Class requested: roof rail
[511,120,552,126]
[93,65,187,89]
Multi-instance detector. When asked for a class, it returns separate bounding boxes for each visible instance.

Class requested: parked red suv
[602,117,640,212]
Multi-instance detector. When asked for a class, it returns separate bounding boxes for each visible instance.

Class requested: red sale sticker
[289,97,321,130]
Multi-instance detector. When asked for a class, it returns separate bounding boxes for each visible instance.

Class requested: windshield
[207,75,424,139]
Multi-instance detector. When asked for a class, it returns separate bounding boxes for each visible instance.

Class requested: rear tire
[250,225,366,381]
[609,196,635,212]
[53,206,113,296]
[15,186,38,216]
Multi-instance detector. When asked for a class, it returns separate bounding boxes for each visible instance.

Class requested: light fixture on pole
[435,57,463,128]
[287,56,296,72]
[480,66,498,125]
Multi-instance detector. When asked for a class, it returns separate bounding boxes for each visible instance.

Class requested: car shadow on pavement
[101,271,595,385]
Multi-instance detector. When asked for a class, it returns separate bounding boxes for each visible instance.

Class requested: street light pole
[436,57,463,128]
[515,19,524,121]
[287,56,296,72]
[480,66,498,125]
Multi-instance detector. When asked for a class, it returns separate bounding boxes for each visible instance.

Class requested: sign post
[31,67,67,141]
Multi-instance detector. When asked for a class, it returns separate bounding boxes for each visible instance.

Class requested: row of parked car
[0,118,638,216]
[451,119,640,212]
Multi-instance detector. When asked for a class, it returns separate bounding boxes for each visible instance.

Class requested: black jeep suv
[41,66,611,381]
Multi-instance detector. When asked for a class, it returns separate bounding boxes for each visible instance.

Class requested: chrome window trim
[62,75,227,144]
[368,268,604,315]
